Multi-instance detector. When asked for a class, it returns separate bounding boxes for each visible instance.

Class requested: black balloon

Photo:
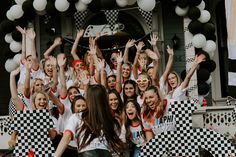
[198,82,210,95]
[203,22,216,38]
[46,1,58,15]
[188,20,202,34]
[101,0,116,10]
[67,0,79,3]
[197,68,210,83]
[0,20,15,34]
[12,30,22,42]
[177,0,189,8]
[22,0,36,20]
[188,0,202,6]
[199,60,216,72]
[14,16,28,28]
[88,0,101,12]
[205,34,216,41]
[188,7,201,20]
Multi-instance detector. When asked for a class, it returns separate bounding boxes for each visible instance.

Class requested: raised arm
[10,67,24,111]
[26,28,39,70]
[181,54,206,90]
[44,37,62,59]
[16,26,26,63]
[146,49,159,86]
[115,52,123,93]
[23,60,32,98]
[132,41,145,79]
[148,33,160,58]
[54,132,72,157]
[123,39,135,63]
[49,56,58,91]
[57,55,67,98]
[162,45,174,83]
[71,29,84,60]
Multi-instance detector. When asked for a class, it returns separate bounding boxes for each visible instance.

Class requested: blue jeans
[133,146,141,157]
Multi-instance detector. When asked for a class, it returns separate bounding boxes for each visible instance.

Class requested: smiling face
[34,93,48,110]
[126,101,138,120]
[33,79,44,93]
[107,76,116,90]
[111,52,119,67]
[74,61,85,72]
[109,93,119,111]
[122,64,131,78]
[44,60,53,77]
[124,83,135,98]
[137,74,149,92]
[68,88,80,102]
[167,72,179,89]
[74,99,87,113]
[144,89,158,111]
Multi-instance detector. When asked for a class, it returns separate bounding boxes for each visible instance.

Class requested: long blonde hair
[166,71,181,94]
[31,91,49,110]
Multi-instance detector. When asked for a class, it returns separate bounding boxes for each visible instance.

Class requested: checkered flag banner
[140,100,236,157]
[74,10,88,30]
[10,109,55,157]
[104,10,119,31]
[138,8,153,31]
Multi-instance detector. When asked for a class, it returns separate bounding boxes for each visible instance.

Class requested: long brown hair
[142,85,164,121]
[77,84,124,152]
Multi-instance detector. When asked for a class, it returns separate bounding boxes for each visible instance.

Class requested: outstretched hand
[148,33,158,46]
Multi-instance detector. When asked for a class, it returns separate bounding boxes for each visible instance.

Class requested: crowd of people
[8,26,210,157]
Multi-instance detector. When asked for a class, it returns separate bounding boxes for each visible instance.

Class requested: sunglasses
[136,78,149,84]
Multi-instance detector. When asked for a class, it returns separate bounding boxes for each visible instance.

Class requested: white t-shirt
[141,99,176,136]
[165,83,187,101]
[120,123,145,147]
[64,113,109,153]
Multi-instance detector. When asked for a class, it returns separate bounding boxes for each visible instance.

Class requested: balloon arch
[0,0,217,96]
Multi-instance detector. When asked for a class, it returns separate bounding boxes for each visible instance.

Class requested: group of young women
[9,26,210,157]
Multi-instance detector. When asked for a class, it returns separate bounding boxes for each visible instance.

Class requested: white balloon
[10,5,24,19]
[175,6,189,16]
[75,1,87,12]
[10,41,22,53]
[206,75,212,84]
[5,59,18,73]
[202,40,216,54]
[6,10,15,21]
[137,0,156,12]
[196,0,205,10]
[198,10,211,23]
[5,33,13,43]
[81,0,92,5]
[15,0,26,5]
[127,0,136,5]
[192,34,206,48]
[33,0,47,11]
[116,0,128,7]
[13,54,22,65]
[55,0,70,12]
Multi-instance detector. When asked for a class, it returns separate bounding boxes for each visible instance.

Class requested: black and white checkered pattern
[225,97,236,123]
[9,93,28,117]
[138,8,152,31]
[74,11,88,30]
[10,109,55,157]
[140,100,236,157]
[0,116,12,135]
[104,10,119,31]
